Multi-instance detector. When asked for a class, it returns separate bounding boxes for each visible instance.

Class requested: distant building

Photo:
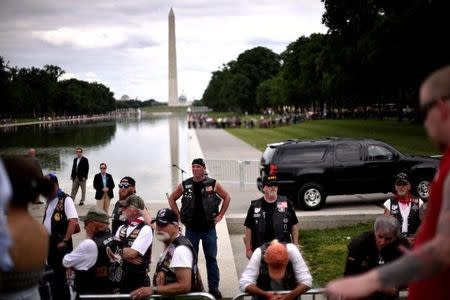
[120,95,131,101]
[179,93,187,103]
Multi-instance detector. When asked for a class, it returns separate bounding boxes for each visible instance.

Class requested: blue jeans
[185,227,219,290]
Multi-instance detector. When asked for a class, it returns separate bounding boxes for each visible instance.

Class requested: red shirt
[409,147,450,300]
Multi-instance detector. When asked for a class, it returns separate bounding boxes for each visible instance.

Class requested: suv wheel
[414,178,431,199]
[298,182,326,210]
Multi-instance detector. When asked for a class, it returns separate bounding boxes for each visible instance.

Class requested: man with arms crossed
[326,65,450,299]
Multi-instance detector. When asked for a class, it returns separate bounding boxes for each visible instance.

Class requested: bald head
[419,65,450,151]
[28,148,36,158]
[420,65,450,105]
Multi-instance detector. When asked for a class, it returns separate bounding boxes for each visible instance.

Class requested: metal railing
[80,292,216,299]
[205,159,259,191]
[232,289,327,300]
[232,288,409,300]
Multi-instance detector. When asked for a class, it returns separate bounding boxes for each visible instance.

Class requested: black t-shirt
[190,180,209,231]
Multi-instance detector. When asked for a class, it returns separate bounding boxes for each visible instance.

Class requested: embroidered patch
[277,202,287,208]
[254,207,261,213]
[206,186,213,192]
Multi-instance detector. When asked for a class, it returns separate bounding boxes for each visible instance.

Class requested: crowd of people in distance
[187,111,304,130]
[1,64,450,300]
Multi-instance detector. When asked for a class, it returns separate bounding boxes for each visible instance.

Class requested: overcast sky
[0,0,327,102]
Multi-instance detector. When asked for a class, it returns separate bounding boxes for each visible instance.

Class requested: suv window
[261,146,277,164]
[367,145,394,161]
[276,146,327,163]
[336,144,362,162]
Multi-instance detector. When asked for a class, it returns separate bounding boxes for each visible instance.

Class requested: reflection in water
[0,114,189,204]
[169,116,180,189]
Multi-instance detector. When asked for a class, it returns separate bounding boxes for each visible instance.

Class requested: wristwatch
[152,286,158,294]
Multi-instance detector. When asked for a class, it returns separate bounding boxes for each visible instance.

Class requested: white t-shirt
[383,198,423,233]
[43,195,78,235]
[239,243,312,292]
[115,221,153,256]
[62,239,98,270]
[170,245,193,269]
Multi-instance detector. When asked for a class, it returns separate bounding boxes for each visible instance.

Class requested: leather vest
[250,196,292,249]
[180,177,221,228]
[153,235,203,292]
[111,201,127,235]
[46,193,72,245]
[118,222,152,276]
[389,197,421,237]
[75,229,121,294]
[256,242,297,291]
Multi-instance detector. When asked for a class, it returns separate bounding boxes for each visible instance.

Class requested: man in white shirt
[130,208,203,299]
[115,194,153,293]
[383,173,424,245]
[43,173,79,300]
[63,207,122,295]
[239,239,312,300]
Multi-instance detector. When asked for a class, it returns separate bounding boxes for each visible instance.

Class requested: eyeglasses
[100,167,106,169]
[420,96,450,118]
[118,183,131,189]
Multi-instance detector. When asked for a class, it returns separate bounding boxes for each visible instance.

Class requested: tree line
[201,0,450,119]
[0,58,116,118]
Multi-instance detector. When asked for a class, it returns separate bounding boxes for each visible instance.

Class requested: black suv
[257,138,439,210]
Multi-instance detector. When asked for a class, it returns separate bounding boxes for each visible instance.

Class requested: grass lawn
[226,119,438,155]
[301,222,373,287]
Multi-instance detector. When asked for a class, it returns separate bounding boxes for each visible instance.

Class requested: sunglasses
[395,181,408,186]
[118,183,131,189]
[420,96,450,118]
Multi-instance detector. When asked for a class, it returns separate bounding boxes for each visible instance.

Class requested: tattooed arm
[326,174,450,299]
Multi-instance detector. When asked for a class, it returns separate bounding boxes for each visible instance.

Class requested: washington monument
[168,8,178,106]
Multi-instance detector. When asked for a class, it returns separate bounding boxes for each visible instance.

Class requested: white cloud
[33,26,130,49]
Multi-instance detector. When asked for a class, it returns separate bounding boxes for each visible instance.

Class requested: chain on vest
[75,229,122,294]
[250,196,292,249]
[180,177,221,227]
[153,236,203,292]
[256,242,297,290]
[389,197,421,237]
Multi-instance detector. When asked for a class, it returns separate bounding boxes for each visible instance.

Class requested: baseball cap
[262,175,278,187]
[264,240,289,280]
[47,173,59,184]
[120,176,136,186]
[79,207,109,224]
[395,173,409,185]
[192,158,206,167]
[125,194,145,209]
[151,208,179,226]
